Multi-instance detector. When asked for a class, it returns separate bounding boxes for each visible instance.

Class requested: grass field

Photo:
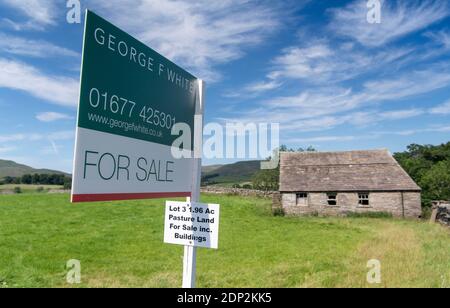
[0,193,449,288]
[0,184,64,194]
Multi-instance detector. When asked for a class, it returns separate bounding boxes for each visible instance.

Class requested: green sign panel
[72,11,199,203]
[78,10,197,149]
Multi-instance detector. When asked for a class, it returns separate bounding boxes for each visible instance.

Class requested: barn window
[327,193,338,206]
[359,193,370,206]
[296,193,308,206]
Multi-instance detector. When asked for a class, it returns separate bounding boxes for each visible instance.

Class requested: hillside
[201,160,261,185]
[0,160,68,179]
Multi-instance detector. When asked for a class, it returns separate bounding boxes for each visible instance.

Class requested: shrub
[421,206,432,220]
[273,208,285,217]
[309,211,319,217]
[242,184,253,190]
[36,187,45,193]
[232,184,241,189]
[13,187,22,194]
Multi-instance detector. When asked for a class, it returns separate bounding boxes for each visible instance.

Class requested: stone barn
[277,150,422,218]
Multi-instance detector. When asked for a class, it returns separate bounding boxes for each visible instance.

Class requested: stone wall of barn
[281,192,421,218]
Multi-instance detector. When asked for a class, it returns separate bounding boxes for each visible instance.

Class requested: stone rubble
[431,201,450,227]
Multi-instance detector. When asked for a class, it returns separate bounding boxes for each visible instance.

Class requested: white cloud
[430,100,450,115]
[287,135,357,143]
[379,109,425,120]
[89,0,304,81]
[0,145,16,153]
[425,30,450,50]
[268,42,414,83]
[288,123,450,144]
[233,40,416,95]
[222,66,450,134]
[0,134,26,143]
[269,44,334,80]
[36,112,73,122]
[1,0,58,30]
[0,130,74,143]
[376,125,450,136]
[0,58,79,107]
[44,139,62,155]
[277,108,424,133]
[48,130,74,141]
[244,80,283,93]
[0,33,79,58]
[329,0,449,47]
[0,133,43,144]
[361,68,450,102]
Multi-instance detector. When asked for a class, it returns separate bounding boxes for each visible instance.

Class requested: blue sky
[0,0,449,173]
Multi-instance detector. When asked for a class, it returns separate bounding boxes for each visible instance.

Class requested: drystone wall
[431,201,450,227]
[201,187,274,198]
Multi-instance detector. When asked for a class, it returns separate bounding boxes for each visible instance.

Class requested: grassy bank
[0,193,449,288]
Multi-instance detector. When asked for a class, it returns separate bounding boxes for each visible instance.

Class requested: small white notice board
[164,201,220,249]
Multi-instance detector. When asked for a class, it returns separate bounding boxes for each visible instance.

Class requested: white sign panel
[164,201,220,249]
[71,11,198,203]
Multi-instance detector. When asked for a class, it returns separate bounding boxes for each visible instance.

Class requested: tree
[3,176,14,184]
[21,174,33,185]
[420,160,450,205]
[252,168,279,191]
[39,174,49,185]
[32,174,40,185]
[64,178,72,190]
[394,141,450,208]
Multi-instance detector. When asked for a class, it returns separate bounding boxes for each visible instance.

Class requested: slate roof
[279,150,421,192]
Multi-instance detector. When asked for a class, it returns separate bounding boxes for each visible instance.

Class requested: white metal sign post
[164,200,220,288]
[184,80,204,288]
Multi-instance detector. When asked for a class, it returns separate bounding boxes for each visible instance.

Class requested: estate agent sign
[71,11,198,202]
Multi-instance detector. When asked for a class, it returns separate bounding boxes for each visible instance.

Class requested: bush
[242,184,253,190]
[36,187,45,193]
[421,206,432,220]
[13,187,22,194]
[273,208,285,217]
[394,143,450,209]
[252,169,279,191]
[232,184,241,189]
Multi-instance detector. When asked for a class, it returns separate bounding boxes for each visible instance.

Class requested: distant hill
[0,160,69,179]
[1,158,258,184]
[201,160,261,185]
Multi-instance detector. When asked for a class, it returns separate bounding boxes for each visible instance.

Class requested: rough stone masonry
[277,150,422,218]
[431,201,450,227]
